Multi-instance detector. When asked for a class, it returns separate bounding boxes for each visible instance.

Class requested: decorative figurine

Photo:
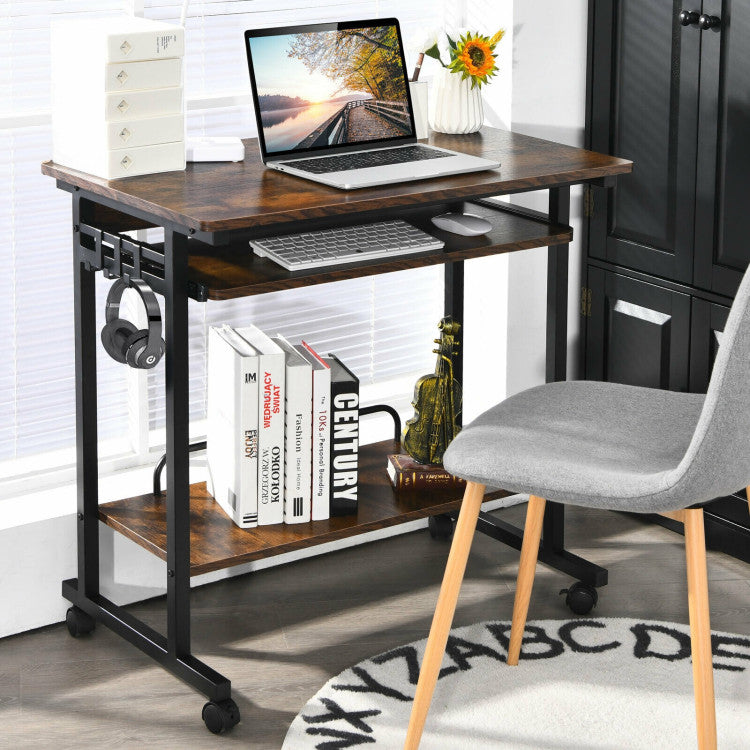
[402,317,462,465]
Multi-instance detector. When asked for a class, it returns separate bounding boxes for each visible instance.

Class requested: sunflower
[458,39,494,77]
[446,30,504,89]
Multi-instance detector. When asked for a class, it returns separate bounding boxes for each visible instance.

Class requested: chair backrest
[671,264,750,502]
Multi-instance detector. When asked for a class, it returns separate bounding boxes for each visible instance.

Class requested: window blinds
[0,3,131,472]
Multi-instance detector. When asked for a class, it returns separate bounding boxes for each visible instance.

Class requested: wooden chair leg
[403,481,486,750]
[684,508,717,750]
[507,495,546,666]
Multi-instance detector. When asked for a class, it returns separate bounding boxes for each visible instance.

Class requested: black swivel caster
[428,514,454,541]
[202,698,240,734]
[65,606,95,637]
[560,582,598,615]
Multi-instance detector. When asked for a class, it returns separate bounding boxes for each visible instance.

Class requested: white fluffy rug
[283,618,750,749]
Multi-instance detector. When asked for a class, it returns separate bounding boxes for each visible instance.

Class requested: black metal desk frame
[58,179,609,728]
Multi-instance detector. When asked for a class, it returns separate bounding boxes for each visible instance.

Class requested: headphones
[101,277,165,369]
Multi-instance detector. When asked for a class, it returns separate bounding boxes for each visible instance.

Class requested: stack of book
[206,324,360,528]
[51,16,185,179]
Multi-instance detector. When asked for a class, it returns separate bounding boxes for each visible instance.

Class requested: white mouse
[430,212,492,236]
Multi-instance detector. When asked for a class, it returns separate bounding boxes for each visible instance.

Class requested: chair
[404,266,750,750]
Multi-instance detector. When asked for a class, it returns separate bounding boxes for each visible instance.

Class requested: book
[236,325,285,526]
[324,355,360,516]
[294,342,331,521]
[272,335,313,524]
[386,454,467,492]
[206,326,259,528]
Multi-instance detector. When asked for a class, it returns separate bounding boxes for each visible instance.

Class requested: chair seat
[443,381,706,512]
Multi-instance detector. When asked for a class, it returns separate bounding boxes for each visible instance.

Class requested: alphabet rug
[283,618,750,749]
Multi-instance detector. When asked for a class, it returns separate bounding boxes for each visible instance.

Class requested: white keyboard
[250,219,445,271]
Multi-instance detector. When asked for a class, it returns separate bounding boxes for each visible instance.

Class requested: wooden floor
[1,504,749,749]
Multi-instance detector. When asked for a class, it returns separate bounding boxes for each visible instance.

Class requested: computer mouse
[430,212,493,236]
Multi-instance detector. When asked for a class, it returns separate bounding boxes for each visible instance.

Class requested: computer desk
[42,126,632,732]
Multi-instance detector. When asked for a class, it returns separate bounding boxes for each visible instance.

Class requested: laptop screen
[245,20,416,159]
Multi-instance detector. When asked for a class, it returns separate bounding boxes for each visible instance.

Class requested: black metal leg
[546,187,570,384]
[543,187,571,552]
[63,203,233,708]
[444,260,464,426]
[468,186,608,589]
[73,194,100,599]
[163,227,191,658]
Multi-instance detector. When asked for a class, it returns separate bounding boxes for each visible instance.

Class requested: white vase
[429,68,484,135]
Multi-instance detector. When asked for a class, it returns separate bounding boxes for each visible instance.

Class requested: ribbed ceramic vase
[429,68,484,134]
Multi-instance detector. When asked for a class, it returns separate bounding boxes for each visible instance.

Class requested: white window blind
[0,0,449,492]
[0,3,134,479]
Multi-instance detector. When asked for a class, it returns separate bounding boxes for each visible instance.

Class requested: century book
[324,354,359,516]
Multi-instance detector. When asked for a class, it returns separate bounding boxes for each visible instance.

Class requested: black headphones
[101,277,165,369]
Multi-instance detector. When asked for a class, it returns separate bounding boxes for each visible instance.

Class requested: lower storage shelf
[98,439,511,576]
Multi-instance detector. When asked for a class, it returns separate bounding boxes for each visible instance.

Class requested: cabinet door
[586,268,691,390]
[588,0,700,282]
[688,298,748,531]
[688,298,729,392]
[694,0,750,297]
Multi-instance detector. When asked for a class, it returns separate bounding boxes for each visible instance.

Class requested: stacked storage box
[51,16,186,180]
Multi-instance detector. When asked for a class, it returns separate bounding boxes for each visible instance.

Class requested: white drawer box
[51,16,184,64]
[107,115,185,149]
[54,141,186,180]
[104,87,184,121]
[54,114,185,154]
[105,59,182,92]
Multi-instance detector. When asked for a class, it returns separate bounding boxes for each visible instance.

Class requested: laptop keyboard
[280,145,452,175]
[250,219,445,271]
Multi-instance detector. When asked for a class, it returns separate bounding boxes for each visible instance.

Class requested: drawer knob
[698,14,721,30]
[679,9,700,26]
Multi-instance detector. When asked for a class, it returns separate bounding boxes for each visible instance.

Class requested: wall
[462,0,514,420]
[507,0,589,393]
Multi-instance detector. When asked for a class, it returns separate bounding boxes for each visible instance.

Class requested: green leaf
[424,42,444,65]
[448,35,457,50]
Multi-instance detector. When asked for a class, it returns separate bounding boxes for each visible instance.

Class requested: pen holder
[409,80,429,140]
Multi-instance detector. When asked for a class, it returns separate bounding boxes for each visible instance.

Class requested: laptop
[244,19,500,190]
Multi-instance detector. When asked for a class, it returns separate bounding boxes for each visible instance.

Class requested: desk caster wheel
[428,514,454,541]
[560,582,598,615]
[65,606,95,637]
[202,698,240,734]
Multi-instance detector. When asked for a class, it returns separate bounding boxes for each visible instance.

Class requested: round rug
[283,618,750,749]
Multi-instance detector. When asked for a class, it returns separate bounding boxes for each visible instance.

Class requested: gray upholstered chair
[404,266,750,750]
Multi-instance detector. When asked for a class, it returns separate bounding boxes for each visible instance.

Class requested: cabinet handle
[679,9,700,26]
[698,14,721,30]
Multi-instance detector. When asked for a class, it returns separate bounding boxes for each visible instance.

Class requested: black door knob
[679,9,700,26]
[698,14,721,30]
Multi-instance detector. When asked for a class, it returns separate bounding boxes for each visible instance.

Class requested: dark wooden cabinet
[588,0,700,283]
[588,0,750,292]
[585,0,750,561]
[694,0,750,297]
[586,268,690,390]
